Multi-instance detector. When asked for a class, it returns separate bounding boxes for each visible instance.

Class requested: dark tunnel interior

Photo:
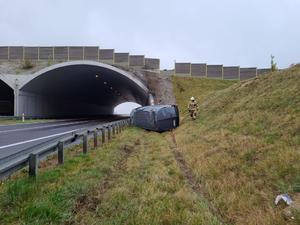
[0,80,14,116]
[19,64,149,118]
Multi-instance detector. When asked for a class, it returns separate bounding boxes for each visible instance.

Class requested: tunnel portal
[18,61,149,118]
[0,79,14,116]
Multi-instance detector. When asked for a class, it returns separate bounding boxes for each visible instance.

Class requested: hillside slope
[172,66,300,225]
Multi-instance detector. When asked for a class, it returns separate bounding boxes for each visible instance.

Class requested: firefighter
[188,96,198,120]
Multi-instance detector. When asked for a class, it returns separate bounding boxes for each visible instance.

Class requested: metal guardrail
[0,118,131,181]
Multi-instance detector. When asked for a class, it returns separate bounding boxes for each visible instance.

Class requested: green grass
[0,118,54,125]
[0,128,221,225]
[172,66,300,225]
[1,66,299,225]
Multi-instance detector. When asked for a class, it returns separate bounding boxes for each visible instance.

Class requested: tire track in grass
[168,131,225,225]
[65,139,140,225]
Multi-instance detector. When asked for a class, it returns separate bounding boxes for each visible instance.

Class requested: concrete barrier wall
[175,61,270,80]
[39,47,54,60]
[69,47,84,60]
[129,55,145,67]
[207,65,223,79]
[191,63,206,76]
[99,49,114,64]
[24,47,39,60]
[223,66,239,80]
[0,46,160,70]
[0,47,8,60]
[54,47,68,61]
[145,58,160,70]
[84,46,99,61]
[240,67,257,80]
[9,47,23,60]
[114,53,129,66]
[175,63,191,76]
[257,68,271,75]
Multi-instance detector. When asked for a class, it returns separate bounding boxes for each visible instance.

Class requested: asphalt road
[0,118,119,160]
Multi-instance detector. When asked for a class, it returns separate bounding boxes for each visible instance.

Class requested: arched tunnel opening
[114,102,142,115]
[0,79,14,116]
[19,62,149,118]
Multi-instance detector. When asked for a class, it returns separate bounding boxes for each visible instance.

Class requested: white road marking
[0,129,81,150]
[0,120,90,134]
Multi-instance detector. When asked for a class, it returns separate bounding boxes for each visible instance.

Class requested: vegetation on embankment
[172,66,300,225]
[0,128,221,225]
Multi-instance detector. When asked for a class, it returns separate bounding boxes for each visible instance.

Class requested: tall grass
[172,66,300,225]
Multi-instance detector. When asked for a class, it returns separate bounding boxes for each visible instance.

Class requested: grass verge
[0,118,54,125]
[0,128,221,225]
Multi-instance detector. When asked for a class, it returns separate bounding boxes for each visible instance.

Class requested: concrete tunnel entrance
[18,61,150,118]
[0,79,14,116]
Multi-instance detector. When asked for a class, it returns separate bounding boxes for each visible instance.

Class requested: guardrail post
[120,121,123,131]
[93,131,98,148]
[29,153,38,177]
[119,122,122,133]
[112,124,116,136]
[83,134,88,154]
[101,128,105,144]
[107,126,111,140]
[58,142,64,164]
[116,123,119,134]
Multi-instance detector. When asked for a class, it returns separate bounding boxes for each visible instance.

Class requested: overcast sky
[0,0,299,69]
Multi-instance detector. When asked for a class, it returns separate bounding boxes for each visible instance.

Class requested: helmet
[190,97,195,101]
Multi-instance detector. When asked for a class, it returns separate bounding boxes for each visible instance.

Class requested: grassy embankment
[0,66,299,224]
[172,66,300,225]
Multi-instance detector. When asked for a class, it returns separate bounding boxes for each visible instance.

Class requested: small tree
[271,55,277,72]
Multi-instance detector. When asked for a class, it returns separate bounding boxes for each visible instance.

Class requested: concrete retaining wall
[191,63,206,76]
[223,66,239,80]
[240,67,257,80]
[207,65,223,79]
[175,63,191,76]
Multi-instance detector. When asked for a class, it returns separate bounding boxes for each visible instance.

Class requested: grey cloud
[0,0,299,69]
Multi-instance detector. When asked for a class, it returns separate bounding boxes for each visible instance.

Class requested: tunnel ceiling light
[104,81,107,85]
